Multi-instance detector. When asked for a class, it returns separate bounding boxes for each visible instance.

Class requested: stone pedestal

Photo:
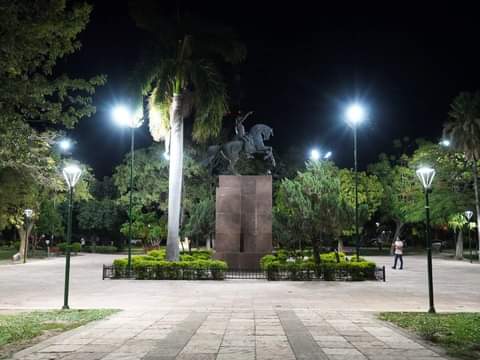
[214,175,272,269]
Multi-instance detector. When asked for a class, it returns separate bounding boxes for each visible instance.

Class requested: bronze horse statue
[205,123,276,174]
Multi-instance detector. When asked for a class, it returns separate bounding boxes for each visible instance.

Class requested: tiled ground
[12,309,448,360]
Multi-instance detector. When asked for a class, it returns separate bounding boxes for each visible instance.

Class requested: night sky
[64,1,480,178]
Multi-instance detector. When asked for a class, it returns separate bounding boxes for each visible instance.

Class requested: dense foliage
[113,249,227,280]
[260,250,377,281]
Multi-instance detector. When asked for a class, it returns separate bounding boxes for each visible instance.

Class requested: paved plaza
[1,254,479,359]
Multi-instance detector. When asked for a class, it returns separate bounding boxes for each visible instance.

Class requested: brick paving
[2,254,477,359]
[12,309,449,360]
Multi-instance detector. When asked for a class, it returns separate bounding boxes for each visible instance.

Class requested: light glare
[324,151,332,159]
[112,105,143,128]
[59,139,71,151]
[310,149,320,161]
[440,139,451,147]
[345,103,366,125]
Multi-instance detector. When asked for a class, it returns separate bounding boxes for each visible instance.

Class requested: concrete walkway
[2,253,478,359]
[1,254,479,311]
[13,309,450,360]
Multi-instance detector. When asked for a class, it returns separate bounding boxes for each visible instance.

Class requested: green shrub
[180,250,213,260]
[259,251,376,281]
[57,242,81,253]
[83,245,117,253]
[112,255,227,280]
[147,249,165,259]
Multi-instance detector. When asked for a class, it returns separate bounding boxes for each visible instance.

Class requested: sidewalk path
[13,309,449,360]
[1,254,479,312]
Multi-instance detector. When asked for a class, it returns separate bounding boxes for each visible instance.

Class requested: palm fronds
[444,91,480,160]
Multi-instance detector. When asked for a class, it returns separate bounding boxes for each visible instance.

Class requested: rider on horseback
[234,111,255,157]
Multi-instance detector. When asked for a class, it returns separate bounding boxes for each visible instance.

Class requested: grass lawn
[380,312,480,360]
[0,309,118,359]
[0,247,16,261]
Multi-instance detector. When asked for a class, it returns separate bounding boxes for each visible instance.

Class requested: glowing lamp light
[440,139,451,147]
[465,210,474,221]
[59,139,71,151]
[416,166,436,190]
[345,103,366,126]
[310,149,321,161]
[24,209,33,218]
[62,164,82,189]
[112,105,143,128]
[324,151,332,159]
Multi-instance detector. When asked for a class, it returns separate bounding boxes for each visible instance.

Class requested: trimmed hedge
[112,250,227,280]
[82,245,118,253]
[57,242,81,254]
[260,251,377,281]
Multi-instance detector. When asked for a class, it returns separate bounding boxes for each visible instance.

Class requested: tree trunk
[337,238,344,253]
[472,159,480,261]
[17,223,33,261]
[455,230,464,260]
[393,220,404,242]
[166,94,183,261]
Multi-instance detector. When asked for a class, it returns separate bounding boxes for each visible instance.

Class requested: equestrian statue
[204,111,276,174]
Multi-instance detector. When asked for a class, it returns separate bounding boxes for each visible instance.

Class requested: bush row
[57,242,81,253]
[260,252,377,281]
[82,245,118,253]
[112,250,226,280]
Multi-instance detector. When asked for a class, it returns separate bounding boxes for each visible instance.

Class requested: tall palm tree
[129,1,246,260]
[444,91,480,261]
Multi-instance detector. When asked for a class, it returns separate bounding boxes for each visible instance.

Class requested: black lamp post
[62,164,82,310]
[416,166,436,314]
[23,209,33,263]
[346,104,366,261]
[464,210,474,263]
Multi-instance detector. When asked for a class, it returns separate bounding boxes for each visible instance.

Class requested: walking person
[391,237,404,270]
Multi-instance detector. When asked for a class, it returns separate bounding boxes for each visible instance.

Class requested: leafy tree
[113,144,210,214]
[35,198,64,239]
[370,140,474,250]
[77,199,120,246]
[368,154,419,243]
[0,0,105,171]
[275,161,341,264]
[338,168,383,251]
[120,208,167,251]
[444,91,480,260]
[183,195,215,249]
[128,1,246,260]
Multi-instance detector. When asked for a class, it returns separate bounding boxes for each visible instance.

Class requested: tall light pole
[416,166,436,314]
[62,164,82,310]
[23,209,33,263]
[112,105,143,276]
[464,210,474,263]
[345,103,366,261]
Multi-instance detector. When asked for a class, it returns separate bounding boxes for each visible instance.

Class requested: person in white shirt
[391,237,404,270]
